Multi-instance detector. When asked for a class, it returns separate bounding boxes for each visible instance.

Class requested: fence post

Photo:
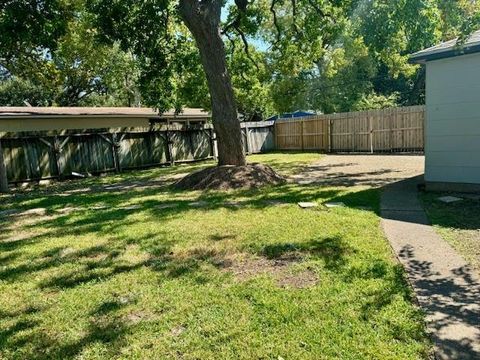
[166,126,175,166]
[352,117,356,152]
[274,122,278,150]
[111,132,122,172]
[369,112,374,154]
[244,124,250,154]
[389,108,393,153]
[53,136,63,179]
[0,139,9,192]
[329,118,333,153]
[301,120,305,151]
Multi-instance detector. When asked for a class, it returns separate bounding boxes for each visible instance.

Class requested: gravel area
[292,154,425,187]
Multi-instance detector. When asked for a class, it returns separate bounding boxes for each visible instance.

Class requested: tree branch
[291,0,302,38]
[221,4,260,71]
[270,0,282,46]
[234,27,260,71]
[305,0,336,23]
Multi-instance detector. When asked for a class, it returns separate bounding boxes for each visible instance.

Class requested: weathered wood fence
[241,121,275,154]
[1,107,424,184]
[275,106,425,153]
[1,121,274,184]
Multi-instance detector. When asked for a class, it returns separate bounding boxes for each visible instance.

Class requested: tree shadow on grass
[259,235,356,272]
[421,192,480,231]
[2,183,347,244]
[9,298,133,360]
[0,175,413,357]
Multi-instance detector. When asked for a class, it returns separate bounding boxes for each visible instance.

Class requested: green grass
[0,153,430,359]
[421,193,480,273]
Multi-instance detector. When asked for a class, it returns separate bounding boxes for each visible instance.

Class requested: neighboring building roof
[267,110,316,121]
[410,30,480,64]
[0,107,210,119]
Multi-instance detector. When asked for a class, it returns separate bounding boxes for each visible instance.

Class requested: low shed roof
[410,30,480,64]
[0,107,210,119]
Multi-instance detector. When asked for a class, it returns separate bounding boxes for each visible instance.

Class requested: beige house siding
[0,116,152,132]
[425,52,480,185]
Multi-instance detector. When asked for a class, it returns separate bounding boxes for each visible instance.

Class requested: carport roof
[0,107,210,119]
[410,29,480,64]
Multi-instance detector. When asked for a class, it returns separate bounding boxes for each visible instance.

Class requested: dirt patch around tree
[174,163,286,191]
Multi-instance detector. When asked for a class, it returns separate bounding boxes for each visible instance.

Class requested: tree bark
[0,140,9,193]
[179,0,246,166]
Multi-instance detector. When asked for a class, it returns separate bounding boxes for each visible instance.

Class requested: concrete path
[381,177,480,359]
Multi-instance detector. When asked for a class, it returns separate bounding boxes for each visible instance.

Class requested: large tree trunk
[179,0,246,166]
[0,140,9,193]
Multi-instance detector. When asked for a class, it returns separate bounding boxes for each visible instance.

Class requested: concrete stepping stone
[121,205,142,211]
[324,202,345,208]
[155,203,179,210]
[188,201,208,208]
[297,180,314,185]
[90,205,109,210]
[437,196,462,203]
[298,202,318,209]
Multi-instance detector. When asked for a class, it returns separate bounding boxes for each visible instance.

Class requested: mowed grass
[0,153,430,359]
[422,193,480,273]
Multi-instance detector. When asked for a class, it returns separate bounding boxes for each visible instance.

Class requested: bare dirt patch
[169,247,318,288]
[124,310,157,324]
[174,163,286,191]
[224,253,318,289]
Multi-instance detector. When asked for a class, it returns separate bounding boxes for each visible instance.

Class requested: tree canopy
[1,0,479,115]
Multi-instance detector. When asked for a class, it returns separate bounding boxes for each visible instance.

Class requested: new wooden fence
[1,122,275,184]
[275,106,425,153]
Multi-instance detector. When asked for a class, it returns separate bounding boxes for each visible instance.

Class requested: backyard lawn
[0,153,430,359]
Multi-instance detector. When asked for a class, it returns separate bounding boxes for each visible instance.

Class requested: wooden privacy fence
[1,106,423,184]
[275,106,425,153]
[1,121,275,184]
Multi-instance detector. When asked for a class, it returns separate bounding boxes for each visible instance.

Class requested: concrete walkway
[381,177,480,359]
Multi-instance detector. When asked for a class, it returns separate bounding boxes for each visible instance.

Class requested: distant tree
[0,0,73,76]
[0,1,142,107]
[0,78,55,106]
[268,0,480,114]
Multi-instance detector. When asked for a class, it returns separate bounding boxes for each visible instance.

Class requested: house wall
[425,52,480,187]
